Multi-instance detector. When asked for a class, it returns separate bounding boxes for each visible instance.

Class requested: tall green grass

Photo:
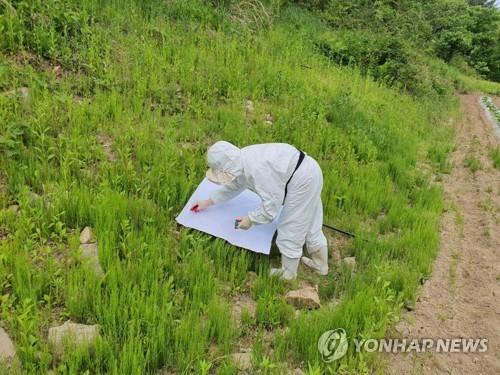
[0,1,462,373]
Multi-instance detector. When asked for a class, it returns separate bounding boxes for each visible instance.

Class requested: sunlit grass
[0,0,470,373]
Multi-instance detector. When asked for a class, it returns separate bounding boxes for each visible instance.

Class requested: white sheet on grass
[176,178,280,254]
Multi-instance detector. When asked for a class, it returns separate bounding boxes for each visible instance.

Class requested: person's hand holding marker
[235,216,252,230]
[191,199,251,230]
[190,198,214,213]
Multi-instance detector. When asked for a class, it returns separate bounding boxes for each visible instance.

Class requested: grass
[490,148,500,170]
[455,73,500,95]
[427,58,500,96]
[464,155,482,174]
[0,0,480,373]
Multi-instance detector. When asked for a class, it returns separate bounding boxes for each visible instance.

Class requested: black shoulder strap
[283,151,305,204]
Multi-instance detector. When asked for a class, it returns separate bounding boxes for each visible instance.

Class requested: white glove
[235,216,252,230]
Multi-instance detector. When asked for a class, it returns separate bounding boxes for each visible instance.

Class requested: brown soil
[385,94,500,374]
[492,96,500,108]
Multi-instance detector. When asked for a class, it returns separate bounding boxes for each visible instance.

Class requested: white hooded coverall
[208,141,327,259]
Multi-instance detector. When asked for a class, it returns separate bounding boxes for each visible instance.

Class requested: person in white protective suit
[191,141,329,280]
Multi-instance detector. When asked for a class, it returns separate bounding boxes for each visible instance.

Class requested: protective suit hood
[207,141,243,177]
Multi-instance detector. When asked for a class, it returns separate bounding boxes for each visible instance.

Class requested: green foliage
[255,294,293,328]
[0,0,459,373]
[489,147,500,169]
[291,0,500,89]
[0,0,94,60]
[464,155,482,173]
[313,30,454,97]
[433,3,500,82]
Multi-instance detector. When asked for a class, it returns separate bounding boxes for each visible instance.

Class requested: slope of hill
[0,1,499,373]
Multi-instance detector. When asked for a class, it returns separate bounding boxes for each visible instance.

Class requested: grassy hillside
[295,0,500,92]
[0,0,494,373]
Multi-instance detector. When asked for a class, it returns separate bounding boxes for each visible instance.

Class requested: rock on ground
[7,205,19,214]
[232,350,252,371]
[96,134,117,162]
[27,192,42,207]
[0,326,16,362]
[264,113,273,125]
[245,100,254,114]
[244,271,257,291]
[3,87,29,100]
[342,256,356,270]
[327,298,342,309]
[231,295,257,326]
[48,321,100,357]
[79,226,96,244]
[79,243,104,277]
[285,285,320,309]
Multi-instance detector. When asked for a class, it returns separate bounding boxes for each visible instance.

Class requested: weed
[489,147,500,169]
[464,155,482,173]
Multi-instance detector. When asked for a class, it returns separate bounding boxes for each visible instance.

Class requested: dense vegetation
[294,0,500,95]
[0,0,499,374]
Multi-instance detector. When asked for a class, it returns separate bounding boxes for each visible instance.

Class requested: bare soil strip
[386,94,500,374]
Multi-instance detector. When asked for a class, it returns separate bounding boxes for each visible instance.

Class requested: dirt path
[386,94,500,374]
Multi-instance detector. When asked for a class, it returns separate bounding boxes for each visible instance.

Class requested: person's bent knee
[306,233,327,252]
[276,238,304,259]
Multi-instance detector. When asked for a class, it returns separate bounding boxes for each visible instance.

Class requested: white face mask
[206,168,236,185]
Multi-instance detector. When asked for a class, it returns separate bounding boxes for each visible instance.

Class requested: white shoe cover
[269,255,299,280]
[301,246,328,275]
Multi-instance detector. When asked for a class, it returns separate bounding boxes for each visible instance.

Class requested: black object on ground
[322,223,373,243]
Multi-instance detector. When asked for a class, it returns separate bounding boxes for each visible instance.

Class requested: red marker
[190,204,199,212]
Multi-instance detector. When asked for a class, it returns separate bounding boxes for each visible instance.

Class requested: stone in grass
[342,256,356,270]
[232,350,252,371]
[7,205,19,214]
[48,321,100,358]
[26,192,42,207]
[264,113,273,125]
[80,226,96,244]
[156,369,177,375]
[327,298,342,309]
[293,369,305,375]
[3,87,29,101]
[231,295,257,327]
[285,285,320,310]
[244,271,258,290]
[245,100,254,114]
[79,243,104,277]
[0,326,16,363]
